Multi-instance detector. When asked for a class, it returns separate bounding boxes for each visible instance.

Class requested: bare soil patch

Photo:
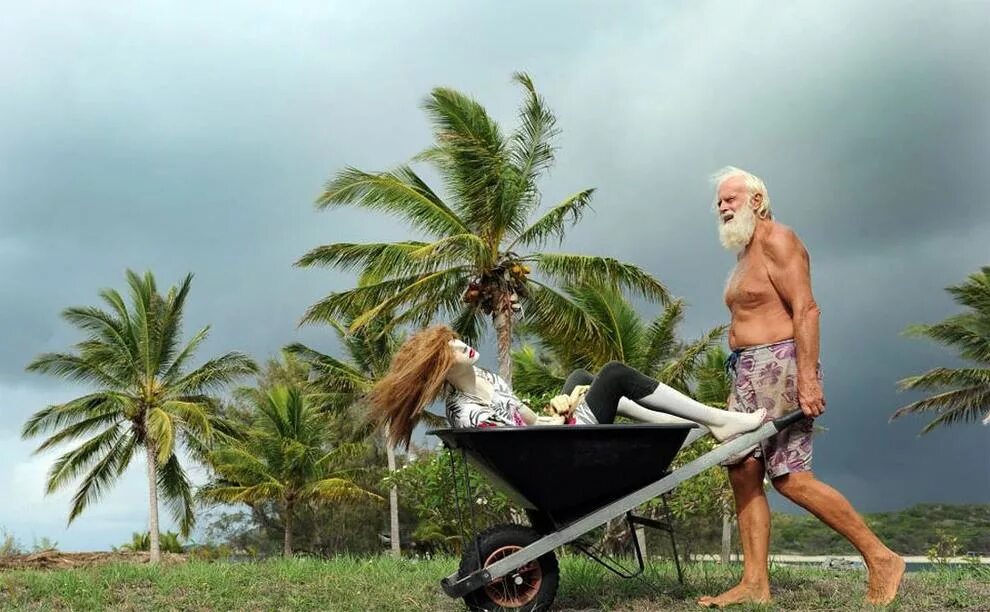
[0,550,186,571]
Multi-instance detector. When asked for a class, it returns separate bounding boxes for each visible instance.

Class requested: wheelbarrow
[428,409,807,611]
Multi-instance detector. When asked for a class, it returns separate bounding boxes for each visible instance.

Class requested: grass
[0,555,987,611]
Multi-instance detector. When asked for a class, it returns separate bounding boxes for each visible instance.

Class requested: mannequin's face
[448,339,479,367]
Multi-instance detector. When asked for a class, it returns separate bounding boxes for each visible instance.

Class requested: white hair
[711,166,772,220]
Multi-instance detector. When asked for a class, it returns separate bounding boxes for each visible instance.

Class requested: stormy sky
[1,1,988,551]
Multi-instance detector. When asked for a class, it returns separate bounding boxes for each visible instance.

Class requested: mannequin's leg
[561,369,595,394]
[617,397,710,447]
[585,362,765,441]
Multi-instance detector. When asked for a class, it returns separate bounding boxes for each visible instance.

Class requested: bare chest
[724,255,776,310]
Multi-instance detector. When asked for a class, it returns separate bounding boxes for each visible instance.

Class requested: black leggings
[561,361,660,424]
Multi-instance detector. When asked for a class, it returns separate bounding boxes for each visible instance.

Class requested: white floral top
[444,367,529,428]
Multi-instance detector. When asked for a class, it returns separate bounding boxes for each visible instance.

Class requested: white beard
[718,204,757,250]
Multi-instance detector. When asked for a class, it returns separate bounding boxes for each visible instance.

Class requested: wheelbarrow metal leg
[662,494,684,584]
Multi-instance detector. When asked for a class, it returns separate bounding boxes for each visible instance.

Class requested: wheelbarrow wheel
[459,523,559,612]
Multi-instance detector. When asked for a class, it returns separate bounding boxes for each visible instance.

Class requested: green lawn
[0,556,987,611]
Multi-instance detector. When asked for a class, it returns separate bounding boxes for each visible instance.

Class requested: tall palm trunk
[720,506,733,564]
[284,498,294,557]
[493,296,514,384]
[144,439,161,564]
[385,436,400,557]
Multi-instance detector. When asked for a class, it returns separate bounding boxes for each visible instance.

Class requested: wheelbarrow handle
[772,409,808,431]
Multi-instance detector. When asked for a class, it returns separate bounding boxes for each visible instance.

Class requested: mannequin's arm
[517,404,538,425]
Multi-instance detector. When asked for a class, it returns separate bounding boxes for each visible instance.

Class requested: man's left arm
[764,229,825,417]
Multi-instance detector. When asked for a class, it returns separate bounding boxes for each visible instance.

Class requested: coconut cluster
[462,261,531,315]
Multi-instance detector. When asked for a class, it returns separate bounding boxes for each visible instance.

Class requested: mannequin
[368,325,764,448]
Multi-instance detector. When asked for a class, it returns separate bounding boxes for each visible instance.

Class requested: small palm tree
[512,280,725,399]
[22,270,257,563]
[118,531,184,553]
[893,266,990,432]
[298,73,667,384]
[199,386,382,556]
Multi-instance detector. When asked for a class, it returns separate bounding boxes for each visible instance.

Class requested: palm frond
[301,272,453,327]
[306,391,361,415]
[198,482,285,505]
[22,392,127,439]
[422,87,508,233]
[158,452,195,536]
[317,166,468,237]
[67,435,136,524]
[897,367,990,391]
[25,353,127,389]
[44,426,127,494]
[60,306,138,375]
[160,400,213,441]
[146,408,176,465]
[32,410,125,454]
[891,386,990,433]
[946,266,990,314]
[642,300,686,375]
[521,281,605,368]
[125,269,156,382]
[284,343,369,388]
[569,281,643,366]
[308,268,468,333]
[511,345,565,399]
[903,317,990,364]
[408,233,491,267]
[170,353,257,396]
[450,305,486,347]
[315,442,370,469]
[161,326,211,385]
[295,241,442,281]
[505,72,560,225]
[214,445,279,484]
[534,253,670,305]
[300,477,382,503]
[510,189,595,249]
[154,273,193,379]
[657,325,727,393]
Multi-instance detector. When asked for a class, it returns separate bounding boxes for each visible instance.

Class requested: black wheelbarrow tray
[427,409,807,611]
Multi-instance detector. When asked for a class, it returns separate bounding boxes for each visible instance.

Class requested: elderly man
[698,167,904,608]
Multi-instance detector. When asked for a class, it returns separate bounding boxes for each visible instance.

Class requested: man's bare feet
[697,583,771,608]
[865,552,905,606]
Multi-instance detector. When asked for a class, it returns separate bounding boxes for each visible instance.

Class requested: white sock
[629,383,766,442]
[617,398,711,449]
[617,397,694,425]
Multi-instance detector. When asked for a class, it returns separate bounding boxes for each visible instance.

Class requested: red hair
[367,325,457,448]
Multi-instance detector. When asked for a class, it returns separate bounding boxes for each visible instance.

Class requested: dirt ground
[0,550,187,571]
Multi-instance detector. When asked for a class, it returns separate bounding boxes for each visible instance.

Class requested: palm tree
[117,530,184,554]
[21,270,257,563]
[893,266,990,432]
[511,280,726,399]
[297,73,667,384]
[199,386,382,556]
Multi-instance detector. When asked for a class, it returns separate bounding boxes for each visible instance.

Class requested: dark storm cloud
[0,0,987,549]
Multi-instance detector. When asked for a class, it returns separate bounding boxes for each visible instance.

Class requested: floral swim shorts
[721,339,818,479]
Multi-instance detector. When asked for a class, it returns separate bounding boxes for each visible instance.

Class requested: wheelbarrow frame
[434,409,807,599]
